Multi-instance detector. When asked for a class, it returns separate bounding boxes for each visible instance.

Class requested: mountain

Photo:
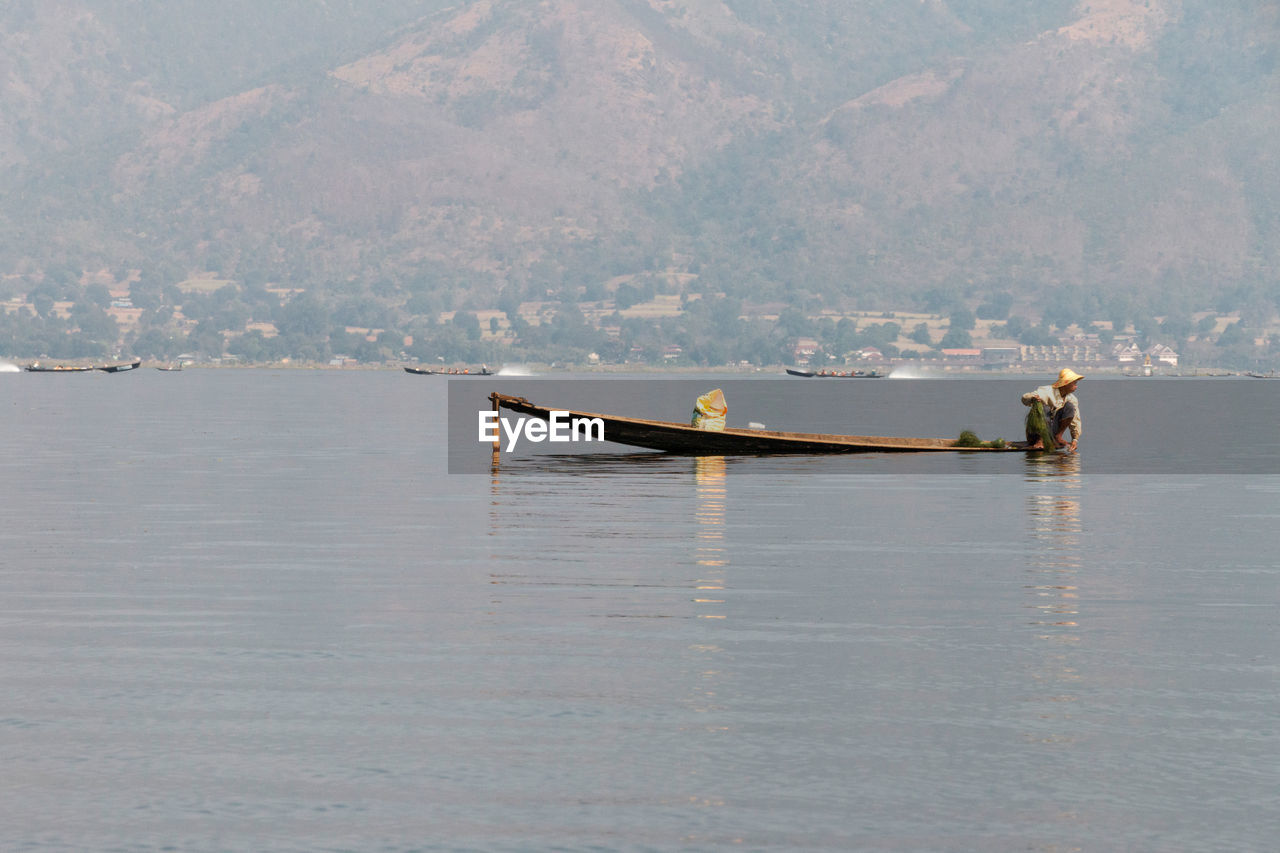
[1,0,1278,357]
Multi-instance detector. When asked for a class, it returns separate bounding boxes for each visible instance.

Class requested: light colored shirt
[1021,384,1082,441]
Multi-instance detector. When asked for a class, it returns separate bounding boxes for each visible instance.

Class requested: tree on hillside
[939,327,973,349]
[227,330,271,363]
[131,328,185,359]
[1018,324,1058,346]
[1216,321,1247,348]
[548,304,599,350]
[1158,313,1193,345]
[188,321,225,358]
[30,292,55,319]
[497,284,523,320]
[949,307,976,332]
[84,283,113,308]
[452,311,481,341]
[70,303,118,343]
[976,292,1013,320]
[276,293,331,338]
[859,322,901,350]
[214,300,252,333]
[774,307,813,340]
[614,282,646,310]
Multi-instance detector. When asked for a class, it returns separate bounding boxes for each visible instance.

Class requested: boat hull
[490,393,1026,455]
[97,360,141,373]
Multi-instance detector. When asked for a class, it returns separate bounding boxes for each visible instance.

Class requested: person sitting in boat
[1021,368,1083,452]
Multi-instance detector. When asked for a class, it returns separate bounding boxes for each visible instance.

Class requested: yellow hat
[1053,368,1084,388]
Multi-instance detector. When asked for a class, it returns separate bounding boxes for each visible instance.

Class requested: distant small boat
[97,359,142,373]
[156,365,183,371]
[786,368,882,378]
[404,366,494,376]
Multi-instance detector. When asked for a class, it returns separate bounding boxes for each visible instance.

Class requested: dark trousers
[1026,399,1077,444]
[1046,400,1077,441]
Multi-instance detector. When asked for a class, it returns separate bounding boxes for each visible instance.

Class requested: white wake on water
[497,364,535,376]
[0,360,20,373]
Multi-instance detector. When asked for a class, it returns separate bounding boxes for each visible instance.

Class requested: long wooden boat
[490,393,1027,454]
[404,366,493,375]
[25,362,94,372]
[786,368,883,378]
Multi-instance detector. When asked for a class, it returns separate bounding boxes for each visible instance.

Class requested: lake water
[1,369,1277,851]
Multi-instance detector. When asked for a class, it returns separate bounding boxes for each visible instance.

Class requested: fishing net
[953,430,1007,449]
[1025,400,1058,450]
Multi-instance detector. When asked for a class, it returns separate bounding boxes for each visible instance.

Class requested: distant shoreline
[2,358,1261,378]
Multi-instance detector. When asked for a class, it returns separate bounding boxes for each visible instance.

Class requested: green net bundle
[1025,400,1057,450]
[953,430,1006,449]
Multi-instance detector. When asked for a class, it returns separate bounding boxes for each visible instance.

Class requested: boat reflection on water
[1023,452,1084,755]
[693,456,728,620]
[689,455,729,727]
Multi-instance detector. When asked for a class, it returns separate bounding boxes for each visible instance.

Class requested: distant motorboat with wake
[786,368,883,378]
[404,365,493,376]
[25,358,141,373]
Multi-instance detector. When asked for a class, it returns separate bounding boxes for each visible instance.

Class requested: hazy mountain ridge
[1,0,1277,331]
[0,2,171,169]
[330,0,779,190]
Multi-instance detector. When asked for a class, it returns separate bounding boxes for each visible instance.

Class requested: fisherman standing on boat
[1022,368,1083,452]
